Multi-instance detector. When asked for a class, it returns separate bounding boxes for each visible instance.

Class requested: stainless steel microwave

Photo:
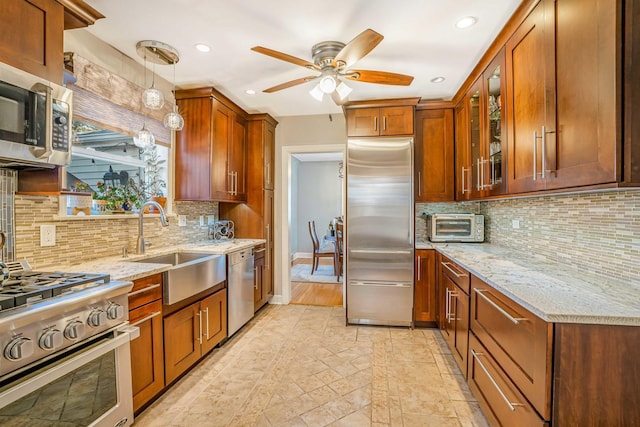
[0,62,72,168]
[427,213,485,243]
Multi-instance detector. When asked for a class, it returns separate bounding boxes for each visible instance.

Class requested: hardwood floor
[290,258,343,307]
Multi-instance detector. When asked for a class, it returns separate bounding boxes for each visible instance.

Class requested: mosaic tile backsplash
[14,196,218,269]
[419,189,640,283]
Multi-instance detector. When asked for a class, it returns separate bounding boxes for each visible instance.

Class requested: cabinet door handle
[474,289,527,325]
[235,171,239,195]
[228,171,234,194]
[196,310,203,344]
[445,288,450,323]
[417,171,422,196]
[541,126,556,178]
[461,167,467,195]
[476,158,482,191]
[266,224,270,266]
[373,116,378,131]
[266,163,270,185]
[441,262,468,278]
[417,256,421,281]
[471,350,523,411]
[383,116,387,131]
[447,289,458,323]
[204,307,209,339]
[128,283,161,297]
[254,266,259,290]
[533,130,540,181]
[130,310,161,327]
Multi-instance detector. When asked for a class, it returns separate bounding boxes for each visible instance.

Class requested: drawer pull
[128,283,161,297]
[471,350,523,412]
[474,289,527,325]
[130,310,161,327]
[441,262,468,278]
[253,248,266,254]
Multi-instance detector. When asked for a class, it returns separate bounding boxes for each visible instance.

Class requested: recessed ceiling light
[430,77,446,83]
[245,89,256,95]
[456,16,478,29]
[194,43,211,53]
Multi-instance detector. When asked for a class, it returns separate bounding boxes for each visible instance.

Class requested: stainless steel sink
[133,252,226,305]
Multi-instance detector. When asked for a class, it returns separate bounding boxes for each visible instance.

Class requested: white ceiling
[83,0,521,118]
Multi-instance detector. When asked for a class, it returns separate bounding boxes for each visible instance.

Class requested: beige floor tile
[133,305,487,427]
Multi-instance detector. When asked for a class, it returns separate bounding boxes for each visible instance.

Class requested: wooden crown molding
[58,0,105,30]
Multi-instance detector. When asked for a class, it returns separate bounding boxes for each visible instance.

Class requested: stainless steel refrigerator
[346,137,414,327]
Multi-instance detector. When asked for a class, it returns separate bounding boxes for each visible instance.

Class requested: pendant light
[163,60,184,131]
[136,40,183,131]
[133,122,155,149]
[141,53,165,110]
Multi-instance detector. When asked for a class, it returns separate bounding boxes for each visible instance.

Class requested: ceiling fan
[251,29,414,104]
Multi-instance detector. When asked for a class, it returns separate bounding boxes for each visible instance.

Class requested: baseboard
[293,252,312,260]
[269,295,286,305]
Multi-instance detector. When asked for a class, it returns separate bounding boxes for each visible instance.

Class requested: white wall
[290,157,300,258]
[274,114,347,302]
[296,161,342,254]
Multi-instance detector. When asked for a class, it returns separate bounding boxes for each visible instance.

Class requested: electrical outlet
[511,219,520,229]
[40,224,56,246]
[207,215,216,225]
[199,215,205,226]
[178,215,187,227]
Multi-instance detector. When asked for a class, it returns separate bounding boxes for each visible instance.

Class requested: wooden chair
[308,220,336,274]
[334,221,344,281]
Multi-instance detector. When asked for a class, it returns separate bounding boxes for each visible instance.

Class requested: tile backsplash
[418,190,640,283]
[14,196,218,269]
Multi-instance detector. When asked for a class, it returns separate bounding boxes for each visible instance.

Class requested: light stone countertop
[421,242,640,326]
[56,239,265,282]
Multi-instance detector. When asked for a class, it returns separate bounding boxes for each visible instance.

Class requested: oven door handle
[0,324,138,408]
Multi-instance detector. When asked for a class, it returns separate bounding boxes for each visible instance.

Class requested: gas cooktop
[0,265,110,311]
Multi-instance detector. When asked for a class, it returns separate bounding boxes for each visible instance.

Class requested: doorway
[279,144,345,307]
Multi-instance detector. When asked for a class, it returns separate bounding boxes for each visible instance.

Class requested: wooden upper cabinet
[482,49,507,196]
[175,88,248,202]
[454,100,471,201]
[546,0,617,189]
[415,109,454,202]
[466,78,486,199]
[346,106,414,137]
[0,0,64,83]
[505,0,557,194]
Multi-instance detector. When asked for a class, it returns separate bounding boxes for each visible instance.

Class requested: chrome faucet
[137,201,169,255]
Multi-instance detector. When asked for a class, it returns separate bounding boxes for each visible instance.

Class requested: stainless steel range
[0,261,138,427]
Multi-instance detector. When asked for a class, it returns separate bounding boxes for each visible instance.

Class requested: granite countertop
[58,239,265,282]
[421,242,640,326]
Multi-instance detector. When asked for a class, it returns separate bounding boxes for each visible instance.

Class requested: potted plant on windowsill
[143,144,167,213]
[67,181,92,215]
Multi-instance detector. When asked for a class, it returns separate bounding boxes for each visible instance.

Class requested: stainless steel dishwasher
[227,248,255,336]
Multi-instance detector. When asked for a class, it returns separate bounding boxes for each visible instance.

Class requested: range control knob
[64,320,85,340]
[106,303,124,320]
[39,329,63,351]
[4,336,35,361]
[87,309,107,327]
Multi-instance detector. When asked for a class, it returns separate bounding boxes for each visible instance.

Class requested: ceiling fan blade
[263,76,318,93]
[344,70,414,86]
[251,46,320,71]
[333,29,384,68]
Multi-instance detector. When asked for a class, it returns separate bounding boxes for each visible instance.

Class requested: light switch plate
[207,215,216,225]
[178,215,187,227]
[511,219,520,229]
[40,224,56,246]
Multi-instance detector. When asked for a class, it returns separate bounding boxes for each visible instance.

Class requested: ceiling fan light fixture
[319,75,337,94]
[309,83,324,101]
[335,80,352,100]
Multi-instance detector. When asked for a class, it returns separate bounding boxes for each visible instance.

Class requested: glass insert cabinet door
[483,49,507,195]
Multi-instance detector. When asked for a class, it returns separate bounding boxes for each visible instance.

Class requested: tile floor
[133,304,489,427]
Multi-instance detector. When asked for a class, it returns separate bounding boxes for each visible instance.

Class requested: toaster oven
[427,213,484,243]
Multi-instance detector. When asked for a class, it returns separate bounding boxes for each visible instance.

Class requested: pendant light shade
[142,83,164,109]
[164,104,184,131]
[134,123,155,148]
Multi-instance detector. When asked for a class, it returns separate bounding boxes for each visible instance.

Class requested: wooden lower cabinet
[437,255,471,377]
[164,289,227,384]
[414,249,436,323]
[254,244,268,311]
[128,273,164,413]
[468,334,547,427]
[129,300,164,413]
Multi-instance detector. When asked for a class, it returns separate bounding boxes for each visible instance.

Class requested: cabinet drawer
[439,255,470,294]
[129,274,163,310]
[468,334,547,427]
[470,276,552,419]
